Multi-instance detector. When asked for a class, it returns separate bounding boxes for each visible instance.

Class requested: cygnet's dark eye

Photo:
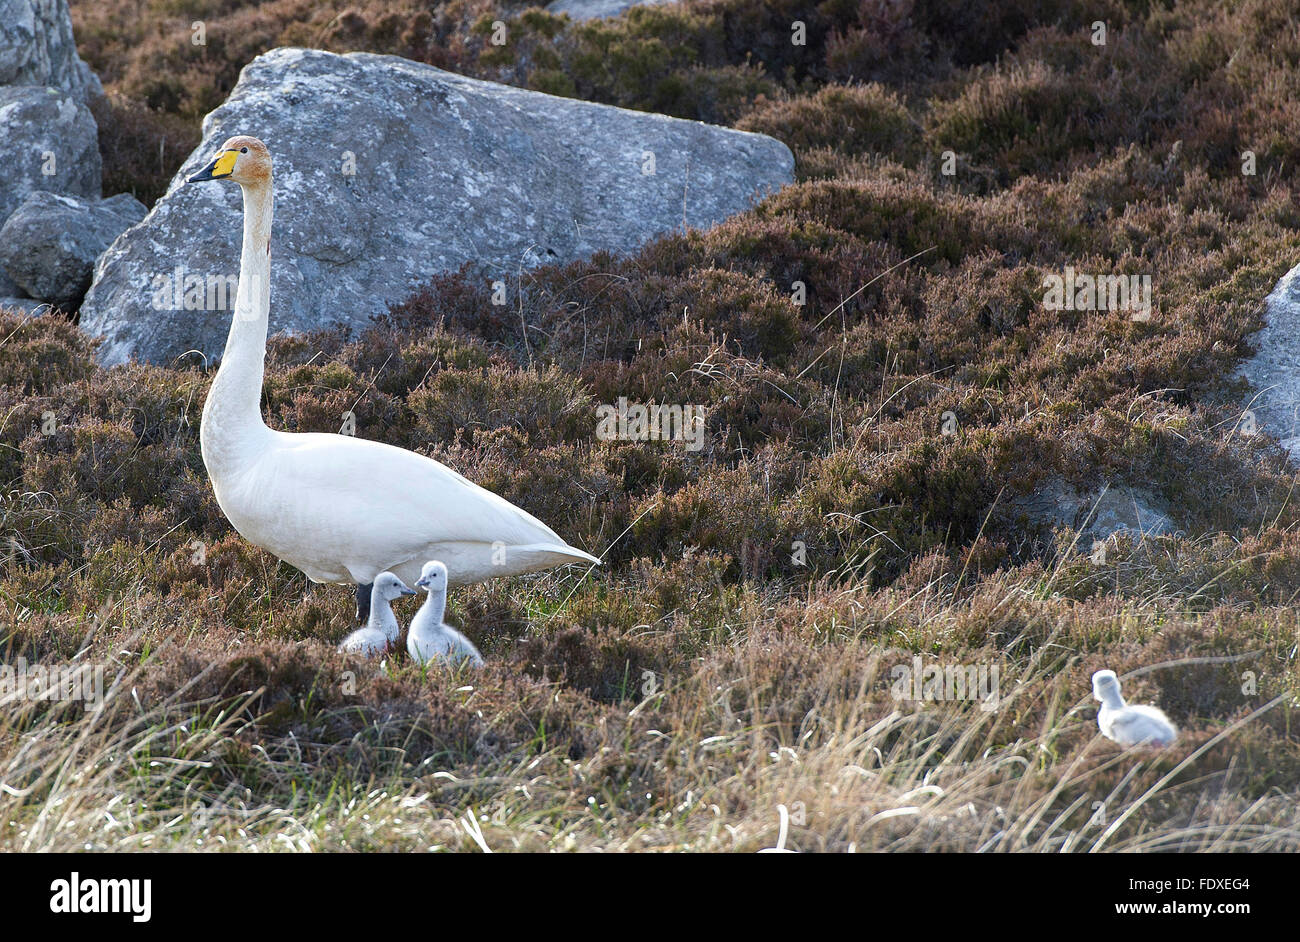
[241,147,248,153]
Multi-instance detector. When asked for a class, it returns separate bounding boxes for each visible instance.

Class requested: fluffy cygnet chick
[339,572,415,656]
[1092,669,1177,748]
[408,561,484,668]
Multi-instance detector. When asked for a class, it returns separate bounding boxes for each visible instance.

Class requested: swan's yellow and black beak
[187,149,237,183]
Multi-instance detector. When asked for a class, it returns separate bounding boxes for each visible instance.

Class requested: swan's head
[373,571,416,603]
[187,135,272,187]
[415,560,448,593]
[1092,670,1123,705]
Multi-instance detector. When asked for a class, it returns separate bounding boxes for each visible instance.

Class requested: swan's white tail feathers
[526,542,601,566]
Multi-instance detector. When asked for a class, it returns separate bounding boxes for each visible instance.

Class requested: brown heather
[0,0,1296,849]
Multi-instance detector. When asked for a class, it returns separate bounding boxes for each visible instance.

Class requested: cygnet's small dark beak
[400,587,417,596]
[415,578,428,589]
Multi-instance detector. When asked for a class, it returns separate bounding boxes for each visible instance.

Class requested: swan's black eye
[240,147,248,154]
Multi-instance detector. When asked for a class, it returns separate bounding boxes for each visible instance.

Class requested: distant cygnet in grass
[339,572,415,656]
[408,561,484,668]
[1092,670,1178,748]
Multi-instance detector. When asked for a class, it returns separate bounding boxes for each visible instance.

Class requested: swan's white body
[1092,670,1177,748]
[193,138,600,591]
[338,572,415,656]
[408,561,484,667]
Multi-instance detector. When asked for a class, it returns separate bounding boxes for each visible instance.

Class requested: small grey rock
[546,0,676,21]
[0,297,54,315]
[0,85,101,223]
[1008,479,1176,548]
[0,191,146,306]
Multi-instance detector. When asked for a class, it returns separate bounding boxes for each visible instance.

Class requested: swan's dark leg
[355,582,373,623]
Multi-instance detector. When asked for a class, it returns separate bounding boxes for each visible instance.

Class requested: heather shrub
[927,62,1107,176]
[409,364,595,446]
[736,83,922,163]
[92,94,201,205]
[0,309,96,394]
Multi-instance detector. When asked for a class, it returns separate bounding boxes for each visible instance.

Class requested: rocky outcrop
[0,0,108,313]
[0,0,102,103]
[0,85,101,223]
[0,191,146,306]
[546,0,676,21]
[79,47,793,366]
[1237,262,1300,460]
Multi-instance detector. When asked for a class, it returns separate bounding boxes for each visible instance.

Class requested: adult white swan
[187,136,599,620]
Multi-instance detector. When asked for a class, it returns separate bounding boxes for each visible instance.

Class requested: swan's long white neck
[200,179,274,477]
[420,589,447,627]
[1098,686,1126,710]
[368,596,401,642]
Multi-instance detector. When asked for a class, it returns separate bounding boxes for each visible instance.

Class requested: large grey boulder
[0,0,102,102]
[0,85,100,222]
[0,191,146,306]
[546,0,676,20]
[80,47,793,366]
[1237,262,1300,459]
